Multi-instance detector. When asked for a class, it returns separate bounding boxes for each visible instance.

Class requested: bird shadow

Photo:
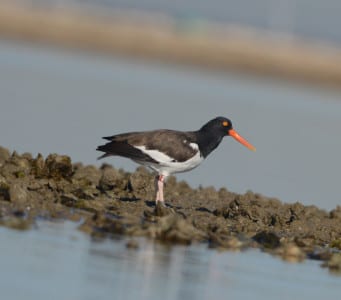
[144,200,182,210]
[119,197,140,202]
[145,200,156,207]
[196,207,213,214]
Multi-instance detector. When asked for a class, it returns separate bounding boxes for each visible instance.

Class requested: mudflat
[0,146,340,271]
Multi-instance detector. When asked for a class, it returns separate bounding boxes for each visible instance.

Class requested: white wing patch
[135,145,174,164]
[189,143,199,150]
[182,140,198,150]
[134,145,204,176]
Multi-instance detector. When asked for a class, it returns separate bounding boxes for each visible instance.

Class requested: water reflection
[0,221,340,300]
[86,239,211,300]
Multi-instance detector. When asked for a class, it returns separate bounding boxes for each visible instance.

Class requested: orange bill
[228,129,256,151]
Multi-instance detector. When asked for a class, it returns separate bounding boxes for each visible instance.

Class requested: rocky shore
[0,146,340,272]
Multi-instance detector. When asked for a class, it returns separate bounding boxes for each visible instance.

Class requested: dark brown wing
[97,130,198,162]
[137,130,198,162]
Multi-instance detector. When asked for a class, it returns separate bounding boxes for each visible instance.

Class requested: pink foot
[155,175,165,204]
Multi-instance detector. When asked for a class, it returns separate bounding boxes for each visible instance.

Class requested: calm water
[0,221,340,300]
[0,40,341,209]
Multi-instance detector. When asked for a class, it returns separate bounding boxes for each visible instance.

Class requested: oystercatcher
[97,117,255,204]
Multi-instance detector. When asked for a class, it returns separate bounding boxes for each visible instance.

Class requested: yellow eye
[222,121,229,127]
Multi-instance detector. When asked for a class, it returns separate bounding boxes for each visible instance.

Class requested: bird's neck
[195,130,224,158]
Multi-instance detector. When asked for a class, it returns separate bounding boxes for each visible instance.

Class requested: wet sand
[0,146,340,272]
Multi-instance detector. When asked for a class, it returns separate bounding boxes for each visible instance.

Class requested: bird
[97,116,255,205]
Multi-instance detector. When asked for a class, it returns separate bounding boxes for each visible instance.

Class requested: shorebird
[97,117,255,204]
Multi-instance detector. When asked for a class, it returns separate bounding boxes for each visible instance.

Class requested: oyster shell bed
[0,146,340,272]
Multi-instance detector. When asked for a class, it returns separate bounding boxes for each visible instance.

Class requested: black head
[200,116,233,137]
[197,117,255,157]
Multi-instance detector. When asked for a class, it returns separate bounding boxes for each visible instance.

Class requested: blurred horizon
[2,0,341,88]
[8,0,341,45]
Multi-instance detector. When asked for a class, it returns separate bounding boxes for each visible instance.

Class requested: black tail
[96,141,157,163]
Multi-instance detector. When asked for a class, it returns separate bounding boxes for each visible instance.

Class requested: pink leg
[155,175,165,204]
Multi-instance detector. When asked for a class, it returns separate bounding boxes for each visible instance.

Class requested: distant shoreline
[1,3,341,88]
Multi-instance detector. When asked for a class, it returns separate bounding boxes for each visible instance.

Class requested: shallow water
[0,40,341,209]
[0,221,340,300]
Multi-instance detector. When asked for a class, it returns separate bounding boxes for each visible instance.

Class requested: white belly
[134,145,204,176]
